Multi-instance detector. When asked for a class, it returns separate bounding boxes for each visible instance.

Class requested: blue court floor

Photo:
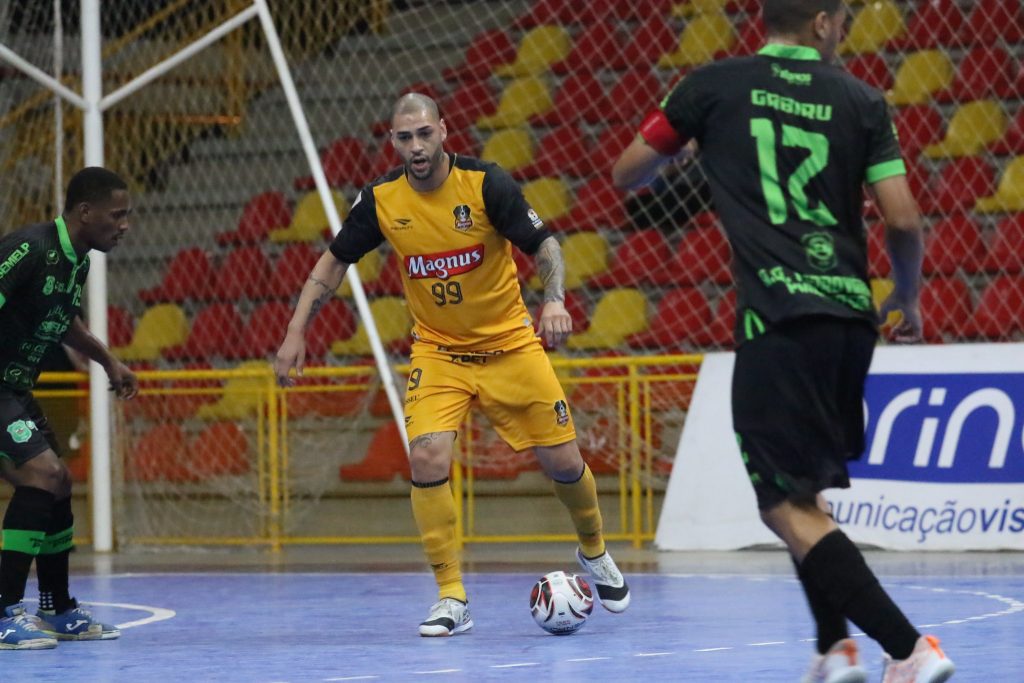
[1,547,1020,681]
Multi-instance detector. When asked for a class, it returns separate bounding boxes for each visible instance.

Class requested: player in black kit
[0,167,137,650]
[613,2,954,682]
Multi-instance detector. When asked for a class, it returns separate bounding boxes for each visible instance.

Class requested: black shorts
[732,316,876,510]
[0,389,61,466]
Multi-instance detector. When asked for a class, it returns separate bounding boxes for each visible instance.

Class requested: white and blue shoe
[0,604,58,650]
[36,599,120,641]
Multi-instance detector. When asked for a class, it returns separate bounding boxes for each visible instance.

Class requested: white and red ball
[529,570,594,635]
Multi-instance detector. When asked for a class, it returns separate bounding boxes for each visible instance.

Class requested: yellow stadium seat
[975,156,1024,213]
[112,304,188,361]
[196,361,268,420]
[331,297,412,356]
[476,77,553,130]
[839,0,905,55]
[481,129,535,172]
[493,26,571,78]
[269,190,350,243]
[658,12,735,68]
[335,249,384,298]
[870,278,900,326]
[922,101,1008,159]
[529,232,608,291]
[566,289,649,350]
[522,177,571,223]
[887,51,954,106]
[670,0,730,18]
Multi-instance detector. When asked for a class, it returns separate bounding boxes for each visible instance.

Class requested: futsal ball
[529,570,594,635]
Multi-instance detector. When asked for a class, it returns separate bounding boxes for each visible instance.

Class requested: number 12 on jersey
[750,118,837,227]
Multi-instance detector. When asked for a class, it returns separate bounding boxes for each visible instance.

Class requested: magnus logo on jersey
[405,245,484,280]
[453,204,473,231]
[851,373,1024,484]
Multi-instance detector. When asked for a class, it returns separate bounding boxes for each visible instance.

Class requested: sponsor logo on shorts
[453,204,473,231]
[405,245,484,280]
[553,400,569,427]
[6,419,38,444]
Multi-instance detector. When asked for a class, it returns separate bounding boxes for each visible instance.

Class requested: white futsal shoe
[575,547,630,613]
[418,597,473,637]
[881,635,955,683]
[801,638,867,683]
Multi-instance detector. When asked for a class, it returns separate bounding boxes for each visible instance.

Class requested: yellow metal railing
[32,354,701,550]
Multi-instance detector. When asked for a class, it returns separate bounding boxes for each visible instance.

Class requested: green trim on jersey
[757,44,822,61]
[0,291,5,309]
[55,216,78,264]
[865,158,907,184]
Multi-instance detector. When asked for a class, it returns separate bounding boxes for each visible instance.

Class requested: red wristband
[638,109,686,156]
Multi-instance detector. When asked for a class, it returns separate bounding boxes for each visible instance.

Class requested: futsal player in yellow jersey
[274,94,630,636]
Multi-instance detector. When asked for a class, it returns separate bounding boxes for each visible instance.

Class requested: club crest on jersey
[453,204,474,231]
[801,232,837,271]
[553,400,570,427]
[46,249,59,265]
[527,208,544,229]
[405,244,485,280]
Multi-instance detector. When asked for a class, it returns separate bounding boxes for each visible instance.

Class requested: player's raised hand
[106,359,139,400]
[537,300,572,348]
[274,331,307,387]
[878,288,922,344]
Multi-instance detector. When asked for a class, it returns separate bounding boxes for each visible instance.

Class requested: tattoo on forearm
[305,276,335,327]
[536,238,565,303]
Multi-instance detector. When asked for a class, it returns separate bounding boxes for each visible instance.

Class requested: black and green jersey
[661,44,905,342]
[0,218,89,391]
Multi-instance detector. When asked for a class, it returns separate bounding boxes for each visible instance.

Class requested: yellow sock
[552,464,606,558]
[410,480,466,602]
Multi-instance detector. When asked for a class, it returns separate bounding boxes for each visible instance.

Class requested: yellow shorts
[404,341,576,451]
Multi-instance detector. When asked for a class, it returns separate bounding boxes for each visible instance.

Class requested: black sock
[0,486,54,610]
[793,557,849,654]
[37,496,74,613]
[800,530,920,659]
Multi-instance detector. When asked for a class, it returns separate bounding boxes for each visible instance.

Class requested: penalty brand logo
[405,245,484,280]
[852,373,1024,483]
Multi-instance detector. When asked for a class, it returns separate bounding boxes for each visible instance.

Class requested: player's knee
[409,433,454,481]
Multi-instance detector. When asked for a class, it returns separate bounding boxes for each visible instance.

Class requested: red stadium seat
[243,301,293,358]
[293,136,372,191]
[440,80,498,131]
[591,124,641,177]
[920,156,997,216]
[593,70,662,125]
[551,21,623,75]
[960,0,1024,46]
[728,15,766,57]
[216,191,291,247]
[963,276,1024,339]
[600,0,673,22]
[990,107,1024,156]
[530,73,608,127]
[211,246,273,301]
[307,299,356,360]
[867,222,892,278]
[513,126,592,180]
[163,303,246,362]
[512,0,580,28]
[268,243,321,300]
[367,143,402,180]
[365,251,404,296]
[107,305,134,348]
[893,105,943,159]
[922,214,985,276]
[655,223,731,286]
[920,276,973,341]
[339,421,411,482]
[551,176,629,232]
[626,288,712,350]
[983,213,1024,274]
[618,15,679,71]
[190,422,250,479]
[442,29,517,82]
[845,53,893,91]
[139,247,217,304]
[588,229,673,288]
[888,0,964,50]
[691,289,736,348]
[444,130,480,157]
[127,424,188,483]
[534,291,590,345]
[934,47,1016,103]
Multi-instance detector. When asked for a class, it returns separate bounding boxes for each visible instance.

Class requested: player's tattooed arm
[305,275,336,326]
[287,252,350,333]
[535,236,565,304]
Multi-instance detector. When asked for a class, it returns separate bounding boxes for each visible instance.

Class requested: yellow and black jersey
[329,154,551,352]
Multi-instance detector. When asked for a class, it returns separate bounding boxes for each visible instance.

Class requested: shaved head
[391,93,441,125]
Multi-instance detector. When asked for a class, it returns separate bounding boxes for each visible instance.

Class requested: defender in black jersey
[275,94,629,637]
[0,167,137,649]
[614,2,954,682]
